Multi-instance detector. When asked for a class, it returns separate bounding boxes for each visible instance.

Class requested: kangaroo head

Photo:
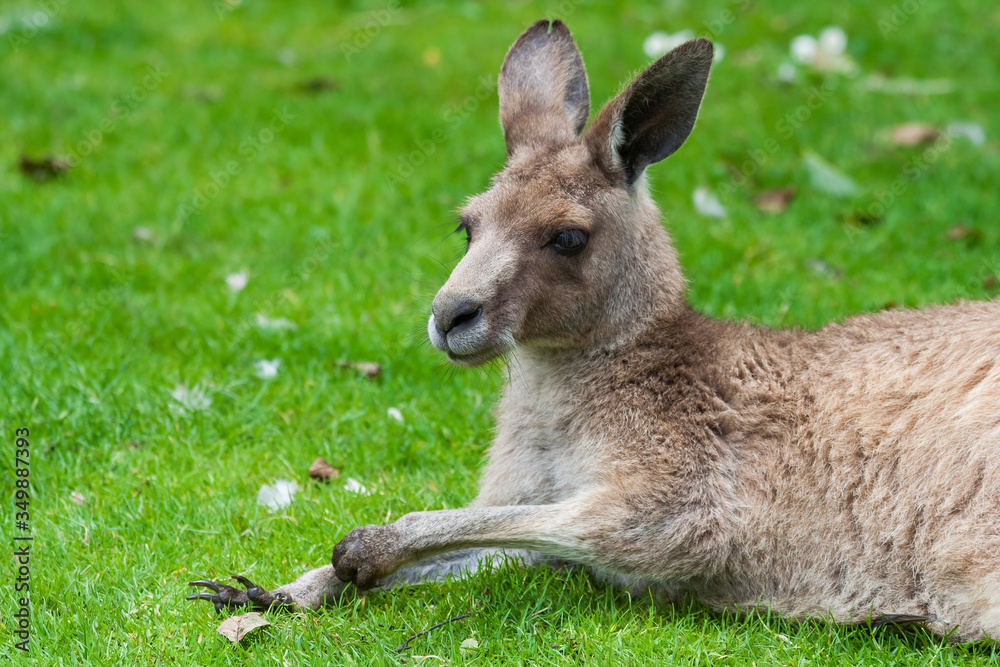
[429,20,713,366]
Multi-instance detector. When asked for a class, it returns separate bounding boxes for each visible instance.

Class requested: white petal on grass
[387,407,404,423]
[257,479,298,511]
[254,314,298,331]
[254,359,280,379]
[170,383,212,415]
[818,26,847,56]
[642,29,694,59]
[946,122,985,146]
[790,34,819,64]
[693,187,727,218]
[343,477,370,495]
[225,271,249,292]
[803,152,858,198]
[713,43,726,63]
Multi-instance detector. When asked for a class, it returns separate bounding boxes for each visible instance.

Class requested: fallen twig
[395,613,470,653]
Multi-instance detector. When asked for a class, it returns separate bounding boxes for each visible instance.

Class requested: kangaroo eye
[552,229,588,256]
[455,220,471,249]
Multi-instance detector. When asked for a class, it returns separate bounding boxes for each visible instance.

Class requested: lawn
[1,0,999,664]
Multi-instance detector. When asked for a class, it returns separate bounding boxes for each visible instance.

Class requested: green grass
[2,0,999,664]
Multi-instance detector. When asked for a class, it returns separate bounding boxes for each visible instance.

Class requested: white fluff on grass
[254,359,280,379]
[254,314,298,331]
[790,34,819,65]
[788,26,854,74]
[946,122,986,146]
[343,478,370,495]
[170,383,212,415]
[802,151,858,198]
[818,26,847,56]
[862,75,954,95]
[225,271,249,292]
[387,407,404,423]
[693,186,727,218]
[643,30,724,62]
[642,30,693,58]
[777,62,798,83]
[257,479,298,511]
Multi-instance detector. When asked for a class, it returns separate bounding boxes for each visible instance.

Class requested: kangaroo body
[483,302,1000,639]
[189,20,1000,642]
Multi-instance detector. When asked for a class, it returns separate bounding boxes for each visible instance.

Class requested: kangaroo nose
[438,301,482,334]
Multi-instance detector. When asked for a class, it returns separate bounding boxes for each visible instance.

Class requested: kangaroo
[189,19,1000,642]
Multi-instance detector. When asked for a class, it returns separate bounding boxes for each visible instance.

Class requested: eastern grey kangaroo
[189,19,1000,642]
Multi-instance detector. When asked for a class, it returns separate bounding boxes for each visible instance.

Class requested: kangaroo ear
[587,38,713,186]
[498,19,590,157]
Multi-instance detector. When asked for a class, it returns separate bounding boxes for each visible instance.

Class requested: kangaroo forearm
[392,506,590,562]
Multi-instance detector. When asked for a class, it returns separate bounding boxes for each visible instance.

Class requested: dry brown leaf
[297,76,338,94]
[753,188,796,214]
[946,225,983,244]
[423,47,442,66]
[985,275,997,290]
[309,457,340,480]
[355,362,381,378]
[845,211,882,228]
[19,154,70,181]
[946,225,969,240]
[890,123,938,146]
[337,360,382,379]
[216,612,270,644]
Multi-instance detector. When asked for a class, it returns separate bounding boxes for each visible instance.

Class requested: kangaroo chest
[479,370,608,504]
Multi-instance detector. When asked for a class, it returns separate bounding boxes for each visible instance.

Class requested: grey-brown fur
[189,20,1000,642]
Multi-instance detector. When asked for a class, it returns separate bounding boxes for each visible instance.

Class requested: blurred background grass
[1,0,998,664]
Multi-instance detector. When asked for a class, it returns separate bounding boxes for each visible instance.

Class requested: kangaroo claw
[187,576,295,614]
